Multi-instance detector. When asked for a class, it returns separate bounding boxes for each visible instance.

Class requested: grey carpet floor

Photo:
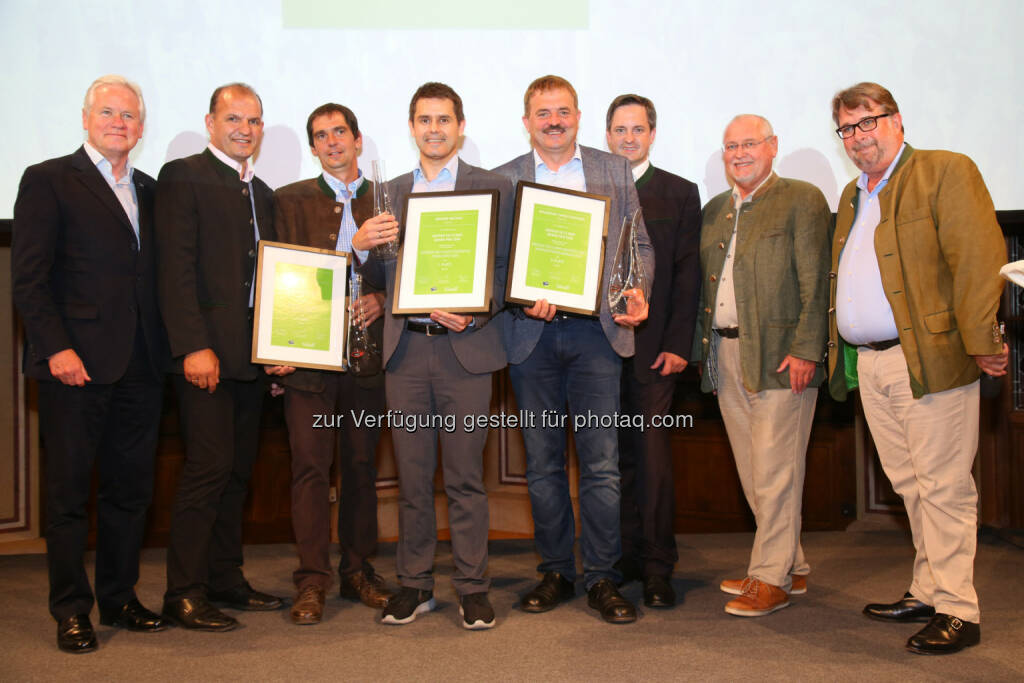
[1,530,1022,682]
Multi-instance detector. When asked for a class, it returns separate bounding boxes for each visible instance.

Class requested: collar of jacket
[851,144,915,205]
[202,147,249,183]
[740,171,780,204]
[317,174,371,201]
[635,163,655,190]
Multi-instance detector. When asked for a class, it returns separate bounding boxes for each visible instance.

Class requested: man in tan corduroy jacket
[828,82,1007,656]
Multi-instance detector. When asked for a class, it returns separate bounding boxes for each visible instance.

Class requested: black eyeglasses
[835,113,892,139]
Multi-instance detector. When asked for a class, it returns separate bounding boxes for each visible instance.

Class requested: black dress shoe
[521,572,575,613]
[208,582,283,611]
[162,597,239,631]
[99,598,168,632]
[587,578,637,624]
[57,614,97,653]
[906,613,980,655]
[643,575,676,608]
[863,592,935,622]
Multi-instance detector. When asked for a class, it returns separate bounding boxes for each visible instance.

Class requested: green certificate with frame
[506,181,610,316]
[252,241,351,371]
[393,190,498,314]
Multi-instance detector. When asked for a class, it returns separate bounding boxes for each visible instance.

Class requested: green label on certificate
[414,210,479,295]
[270,262,334,350]
[525,203,590,294]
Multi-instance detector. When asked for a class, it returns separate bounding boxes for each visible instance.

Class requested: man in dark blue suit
[12,75,169,653]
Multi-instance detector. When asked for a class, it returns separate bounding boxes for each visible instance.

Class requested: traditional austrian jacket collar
[317,173,370,200]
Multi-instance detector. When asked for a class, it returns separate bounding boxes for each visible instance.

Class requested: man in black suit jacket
[12,75,169,653]
[155,83,281,631]
[606,95,701,609]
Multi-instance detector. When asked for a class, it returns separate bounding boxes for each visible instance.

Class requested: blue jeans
[509,317,623,588]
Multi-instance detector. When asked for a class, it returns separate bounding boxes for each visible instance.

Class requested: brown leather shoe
[290,585,326,625]
[724,578,790,617]
[339,569,393,609]
[721,574,806,596]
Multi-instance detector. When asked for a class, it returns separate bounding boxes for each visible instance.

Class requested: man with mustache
[155,82,283,631]
[604,94,701,609]
[360,82,513,630]
[694,114,831,618]
[494,75,653,624]
[268,103,396,624]
[12,75,170,653]
[828,82,1007,654]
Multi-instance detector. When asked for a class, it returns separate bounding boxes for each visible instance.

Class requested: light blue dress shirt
[836,143,906,344]
[322,170,369,263]
[533,144,586,192]
[83,141,139,244]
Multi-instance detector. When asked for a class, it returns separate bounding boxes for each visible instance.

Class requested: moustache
[542,125,566,134]
[851,139,876,152]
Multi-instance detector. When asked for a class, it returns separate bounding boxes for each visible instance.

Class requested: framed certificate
[505,181,611,316]
[393,190,498,314]
[252,240,351,371]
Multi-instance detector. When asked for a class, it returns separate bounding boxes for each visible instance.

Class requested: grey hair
[83,75,145,123]
[723,114,774,140]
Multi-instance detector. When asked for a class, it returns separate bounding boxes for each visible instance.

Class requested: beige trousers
[716,337,814,592]
[856,345,981,622]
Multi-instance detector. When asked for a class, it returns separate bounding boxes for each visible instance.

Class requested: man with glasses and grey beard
[694,114,831,619]
[828,82,1007,655]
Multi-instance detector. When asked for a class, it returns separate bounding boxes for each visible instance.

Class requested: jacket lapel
[71,146,136,237]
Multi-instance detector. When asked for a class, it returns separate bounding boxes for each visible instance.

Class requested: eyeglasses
[835,113,892,139]
[722,136,773,153]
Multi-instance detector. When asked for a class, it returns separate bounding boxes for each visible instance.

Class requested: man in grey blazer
[359,82,513,630]
[493,75,654,624]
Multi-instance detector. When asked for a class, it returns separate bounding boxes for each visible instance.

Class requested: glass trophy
[371,159,399,260]
[346,273,381,376]
[607,208,650,316]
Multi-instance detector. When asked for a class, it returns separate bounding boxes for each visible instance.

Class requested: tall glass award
[607,208,649,316]
[371,159,399,260]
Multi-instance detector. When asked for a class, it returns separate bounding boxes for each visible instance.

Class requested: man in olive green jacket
[693,114,831,618]
[828,82,1007,656]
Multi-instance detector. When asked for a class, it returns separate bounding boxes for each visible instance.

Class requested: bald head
[721,114,778,197]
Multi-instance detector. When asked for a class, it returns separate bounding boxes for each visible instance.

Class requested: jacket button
[710,275,717,282]
[827,341,836,348]
[243,281,250,288]
[248,249,256,258]
[838,237,845,244]
[827,307,835,314]
[329,233,337,241]
[718,242,725,249]
[828,272,837,279]
[242,187,249,197]
[704,307,711,313]
[249,217,254,225]
[702,337,709,345]
[334,206,342,214]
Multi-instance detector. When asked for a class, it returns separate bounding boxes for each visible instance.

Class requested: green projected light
[282,0,589,29]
